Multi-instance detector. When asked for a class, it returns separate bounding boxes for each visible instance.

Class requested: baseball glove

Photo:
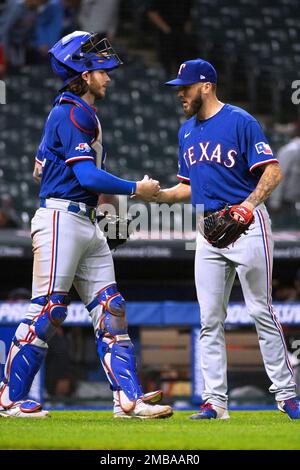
[97,212,133,250]
[201,204,254,249]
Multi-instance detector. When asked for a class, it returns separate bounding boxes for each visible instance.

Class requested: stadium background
[0,0,300,411]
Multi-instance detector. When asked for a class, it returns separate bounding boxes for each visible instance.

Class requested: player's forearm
[85,170,136,195]
[157,183,191,203]
[243,163,283,209]
[72,161,136,195]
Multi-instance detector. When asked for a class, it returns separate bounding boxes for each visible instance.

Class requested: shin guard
[0,292,70,408]
[88,284,142,412]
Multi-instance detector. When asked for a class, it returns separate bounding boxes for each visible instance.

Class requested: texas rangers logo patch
[255,142,273,155]
[75,143,91,152]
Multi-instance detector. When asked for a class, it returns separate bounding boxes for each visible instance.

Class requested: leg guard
[29,293,71,342]
[87,284,142,412]
[0,342,47,406]
[0,292,70,408]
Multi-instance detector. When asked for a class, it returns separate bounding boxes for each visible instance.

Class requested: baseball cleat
[278,398,300,420]
[190,402,230,420]
[114,399,173,419]
[0,400,49,418]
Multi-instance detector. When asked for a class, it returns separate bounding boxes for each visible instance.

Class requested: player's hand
[134,175,160,202]
[148,189,163,203]
[32,161,42,184]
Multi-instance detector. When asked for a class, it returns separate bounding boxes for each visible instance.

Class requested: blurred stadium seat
[0,1,300,227]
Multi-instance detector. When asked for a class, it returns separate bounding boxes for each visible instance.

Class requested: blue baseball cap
[165,59,217,86]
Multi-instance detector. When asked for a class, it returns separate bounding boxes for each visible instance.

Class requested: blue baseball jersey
[36,91,105,207]
[177,104,278,211]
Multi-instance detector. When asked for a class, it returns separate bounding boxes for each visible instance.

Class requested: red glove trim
[229,205,254,225]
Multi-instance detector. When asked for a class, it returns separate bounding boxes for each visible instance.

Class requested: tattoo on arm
[245,164,282,208]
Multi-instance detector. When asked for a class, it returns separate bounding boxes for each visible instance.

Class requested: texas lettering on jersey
[177,104,278,211]
[183,141,237,169]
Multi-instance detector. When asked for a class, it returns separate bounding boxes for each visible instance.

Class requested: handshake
[134,175,160,202]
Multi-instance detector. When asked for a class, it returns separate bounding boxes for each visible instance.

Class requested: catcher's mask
[49,31,123,88]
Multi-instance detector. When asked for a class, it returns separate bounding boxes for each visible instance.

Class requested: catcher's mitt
[97,212,133,250]
[201,204,254,249]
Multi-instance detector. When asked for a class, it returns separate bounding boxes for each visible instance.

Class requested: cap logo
[200,75,206,79]
[178,63,186,76]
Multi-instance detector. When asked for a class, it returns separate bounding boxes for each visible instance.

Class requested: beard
[183,93,203,118]
[89,78,106,101]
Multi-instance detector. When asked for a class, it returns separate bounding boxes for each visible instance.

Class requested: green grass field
[0,411,299,450]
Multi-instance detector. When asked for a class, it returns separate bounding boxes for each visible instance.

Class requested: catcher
[152,58,300,420]
[0,32,173,419]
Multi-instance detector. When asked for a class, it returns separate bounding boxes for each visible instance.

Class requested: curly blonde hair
[65,75,88,96]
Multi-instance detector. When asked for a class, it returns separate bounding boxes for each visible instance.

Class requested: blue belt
[40,198,96,222]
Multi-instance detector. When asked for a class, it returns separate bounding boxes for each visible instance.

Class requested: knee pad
[87,283,128,337]
[87,283,126,318]
[27,292,70,342]
[88,284,142,412]
[0,292,70,408]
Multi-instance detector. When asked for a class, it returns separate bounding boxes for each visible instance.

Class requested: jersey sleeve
[35,136,45,165]
[57,108,95,166]
[177,127,190,183]
[241,120,278,173]
[35,122,47,164]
